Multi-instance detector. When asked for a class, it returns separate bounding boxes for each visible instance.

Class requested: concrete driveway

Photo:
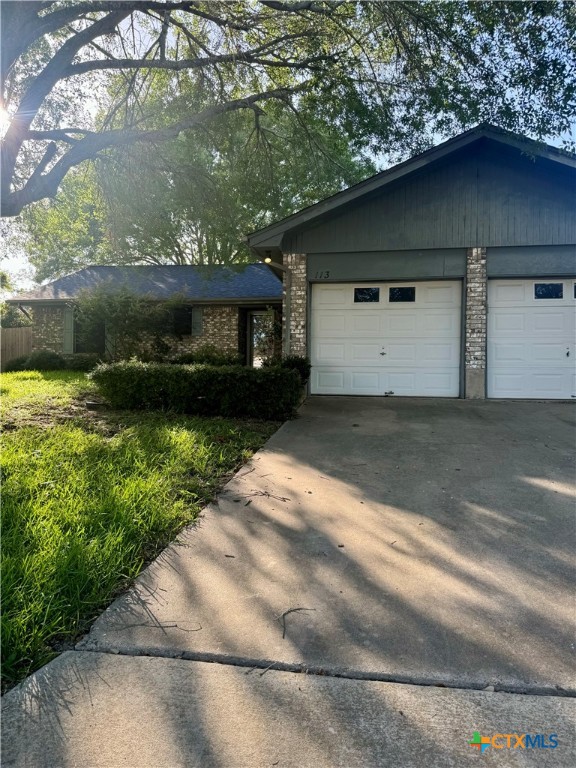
[79,397,575,692]
[4,397,575,767]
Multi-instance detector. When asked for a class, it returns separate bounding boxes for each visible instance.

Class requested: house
[8,263,283,365]
[247,124,576,399]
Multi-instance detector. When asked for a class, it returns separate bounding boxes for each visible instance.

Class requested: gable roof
[247,123,576,254]
[9,263,283,304]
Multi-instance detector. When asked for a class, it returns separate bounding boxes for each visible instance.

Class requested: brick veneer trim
[465,247,487,398]
[283,254,307,357]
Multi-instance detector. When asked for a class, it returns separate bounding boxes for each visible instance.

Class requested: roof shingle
[11,263,282,303]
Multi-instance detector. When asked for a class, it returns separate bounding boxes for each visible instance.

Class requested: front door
[248,310,277,368]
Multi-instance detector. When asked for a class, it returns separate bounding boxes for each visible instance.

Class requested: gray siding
[307,250,466,282]
[283,142,575,253]
[487,245,576,277]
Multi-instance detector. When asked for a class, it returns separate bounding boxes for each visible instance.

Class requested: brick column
[465,247,487,398]
[284,253,307,357]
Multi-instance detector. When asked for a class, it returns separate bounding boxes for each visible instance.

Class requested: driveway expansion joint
[75,643,576,699]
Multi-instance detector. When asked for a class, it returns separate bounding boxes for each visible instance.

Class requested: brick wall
[284,253,307,357]
[167,305,239,356]
[32,306,66,352]
[32,304,240,358]
[465,247,487,398]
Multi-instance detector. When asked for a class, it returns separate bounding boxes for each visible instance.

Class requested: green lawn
[1,371,278,688]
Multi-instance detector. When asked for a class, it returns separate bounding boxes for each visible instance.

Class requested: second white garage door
[488,278,576,399]
[311,281,461,396]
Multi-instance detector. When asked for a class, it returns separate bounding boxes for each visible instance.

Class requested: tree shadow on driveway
[77,397,575,692]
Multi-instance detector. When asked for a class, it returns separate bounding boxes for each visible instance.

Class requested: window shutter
[63,307,74,353]
[191,306,203,336]
[173,305,193,336]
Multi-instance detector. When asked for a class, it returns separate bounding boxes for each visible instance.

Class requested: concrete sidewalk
[3,398,575,766]
[2,652,575,767]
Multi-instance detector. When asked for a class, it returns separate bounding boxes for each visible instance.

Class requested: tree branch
[2,10,131,200]
[260,1,344,14]
[24,141,58,188]
[3,84,305,216]
[64,51,332,77]
[25,128,96,143]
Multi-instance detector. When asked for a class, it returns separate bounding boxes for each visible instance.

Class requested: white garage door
[311,281,461,396]
[488,279,576,399]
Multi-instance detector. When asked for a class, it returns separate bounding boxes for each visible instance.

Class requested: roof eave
[7,295,283,305]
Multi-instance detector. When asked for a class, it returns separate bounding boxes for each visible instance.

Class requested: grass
[1,371,278,689]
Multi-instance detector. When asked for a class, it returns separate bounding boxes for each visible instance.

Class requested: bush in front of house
[62,353,102,371]
[29,350,68,370]
[169,345,243,367]
[3,355,30,372]
[4,350,68,372]
[4,351,102,373]
[89,361,301,420]
[263,354,311,385]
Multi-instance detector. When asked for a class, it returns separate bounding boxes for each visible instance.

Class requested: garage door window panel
[534,283,563,299]
[354,287,380,303]
[389,287,416,303]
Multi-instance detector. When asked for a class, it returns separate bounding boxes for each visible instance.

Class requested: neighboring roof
[9,263,283,304]
[247,123,576,253]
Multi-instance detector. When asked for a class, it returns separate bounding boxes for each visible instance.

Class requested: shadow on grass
[1,398,279,690]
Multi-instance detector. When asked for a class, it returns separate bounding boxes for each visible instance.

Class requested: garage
[488,278,576,399]
[311,281,461,396]
[248,125,576,399]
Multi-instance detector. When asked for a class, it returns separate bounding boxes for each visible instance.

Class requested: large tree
[23,105,375,279]
[1,1,575,219]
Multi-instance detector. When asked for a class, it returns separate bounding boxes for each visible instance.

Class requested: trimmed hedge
[61,353,102,371]
[4,351,101,373]
[3,355,30,372]
[4,350,67,372]
[263,354,311,385]
[89,361,301,420]
[169,345,243,367]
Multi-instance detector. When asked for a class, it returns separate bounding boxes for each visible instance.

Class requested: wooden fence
[1,326,33,371]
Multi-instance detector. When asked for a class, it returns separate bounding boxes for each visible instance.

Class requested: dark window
[173,305,193,336]
[389,286,416,303]
[534,283,563,299]
[191,306,203,336]
[354,287,380,303]
[74,316,105,354]
[573,283,576,299]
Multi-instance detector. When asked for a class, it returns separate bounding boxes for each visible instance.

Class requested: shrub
[263,354,311,385]
[90,361,301,420]
[27,350,68,371]
[4,350,67,372]
[169,345,243,367]
[63,353,102,372]
[3,355,30,372]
